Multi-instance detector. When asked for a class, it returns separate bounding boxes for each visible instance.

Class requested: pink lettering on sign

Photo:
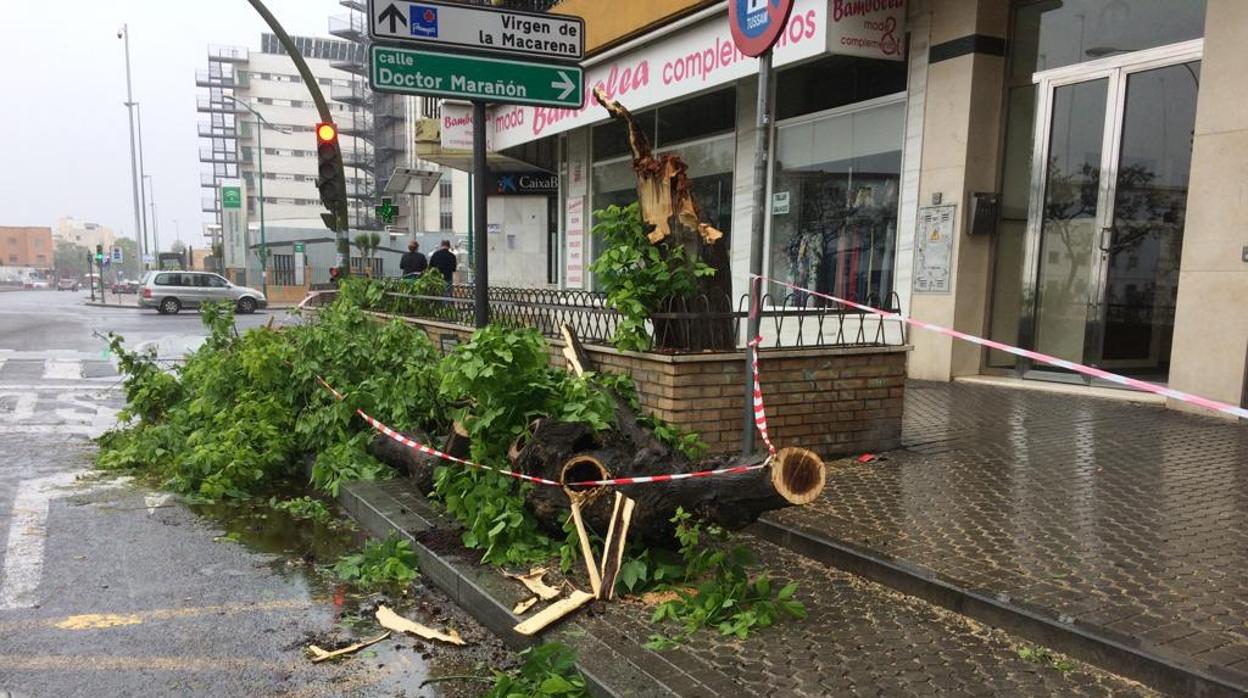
[832,0,903,22]
[532,60,651,137]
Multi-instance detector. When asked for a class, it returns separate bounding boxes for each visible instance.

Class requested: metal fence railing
[362,284,907,353]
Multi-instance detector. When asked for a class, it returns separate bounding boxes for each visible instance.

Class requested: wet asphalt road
[0,290,448,697]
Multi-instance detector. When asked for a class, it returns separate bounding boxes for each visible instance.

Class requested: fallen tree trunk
[367,422,470,494]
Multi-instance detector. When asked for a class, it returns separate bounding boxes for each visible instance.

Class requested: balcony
[342,148,375,169]
[195,68,248,89]
[331,55,367,77]
[339,0,366,12]
[339,116,374,138]
[199,148,239,164]
[196,97,242,114]
[197,121,237,138]
[331,82,370,106]
[328,14,366,42]
[207,45,248,63]
[202,196,222,213]
[345,180,374,199]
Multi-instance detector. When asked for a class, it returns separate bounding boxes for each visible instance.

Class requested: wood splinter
[307,631,391,663]
[502,568,561,602]
[513,590,595,636]
[597,492,636,601]
[375,605,464,646]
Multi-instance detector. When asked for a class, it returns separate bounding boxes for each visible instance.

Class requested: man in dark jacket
[399,240,427,277]
[429,239,457,287]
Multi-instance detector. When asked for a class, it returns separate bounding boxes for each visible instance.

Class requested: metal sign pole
[472,100,489,328]
[742,50,773,455]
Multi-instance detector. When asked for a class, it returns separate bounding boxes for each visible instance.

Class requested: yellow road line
[0,654,288,672]
[0,598,313,634]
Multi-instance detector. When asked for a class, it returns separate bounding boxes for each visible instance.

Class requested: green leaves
[332,536,419,590]
[642,508,807,649]
[588,203,715,352]
[484,643,588,698]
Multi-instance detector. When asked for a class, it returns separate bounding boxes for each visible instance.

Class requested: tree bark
[592,87,735,351]
[367,422,471,494]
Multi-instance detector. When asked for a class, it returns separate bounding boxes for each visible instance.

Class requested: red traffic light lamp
[316,122,337,143]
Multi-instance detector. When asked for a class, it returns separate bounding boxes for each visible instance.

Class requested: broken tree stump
[367,421,471,494]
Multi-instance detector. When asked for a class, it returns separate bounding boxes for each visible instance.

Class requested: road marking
[0,654,287,673]
[0,384,122,392]
[0,392,37,421]
[0,471,81,610]
[0,598,312,633]
[55,613,143,630]
[42,359,83,380]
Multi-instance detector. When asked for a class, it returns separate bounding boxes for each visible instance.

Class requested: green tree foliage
[54,239,91,278]
[588,203,714,351]
[484,643,589,698]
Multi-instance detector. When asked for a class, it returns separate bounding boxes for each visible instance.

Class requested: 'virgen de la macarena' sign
[827,0,905,61]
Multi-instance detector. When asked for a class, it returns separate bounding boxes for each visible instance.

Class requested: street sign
[110,246,123,263]
[375,198,398,225]
[729,0,796,57]
[367,0,583,62]
[370,45,582,108]
[221,186,242,209]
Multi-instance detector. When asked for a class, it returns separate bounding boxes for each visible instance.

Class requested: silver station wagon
[139,271,267,315]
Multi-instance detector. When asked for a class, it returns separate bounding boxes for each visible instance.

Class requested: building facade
[484,0,1247,415]
[196,34,374,236]
[53,217,116,251]
[1,226,54,269]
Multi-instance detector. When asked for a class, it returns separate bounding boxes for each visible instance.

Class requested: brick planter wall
[372,314,908,460]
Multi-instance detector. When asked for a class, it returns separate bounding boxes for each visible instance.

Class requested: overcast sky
[2,0,341,248]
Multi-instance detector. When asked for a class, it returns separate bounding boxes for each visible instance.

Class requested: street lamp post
[225,96,290,295]
[144,175,159,262]
[135,103,150,267]
[118,24,146,270]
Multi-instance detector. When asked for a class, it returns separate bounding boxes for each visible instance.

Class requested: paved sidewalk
[348,478,1158,697]
[766,380,1248,690]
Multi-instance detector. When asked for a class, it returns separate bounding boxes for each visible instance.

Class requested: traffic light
[315,122,348,232]
[95,244,104,263]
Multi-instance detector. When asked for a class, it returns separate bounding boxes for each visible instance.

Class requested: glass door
[1018,40,1201,382]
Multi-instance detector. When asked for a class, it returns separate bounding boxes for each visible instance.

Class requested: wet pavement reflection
[770,380,1248,684]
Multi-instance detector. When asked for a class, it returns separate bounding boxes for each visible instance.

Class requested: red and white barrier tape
[749,336,777,456]
[315,375,772,488]
[755,274,1248,421]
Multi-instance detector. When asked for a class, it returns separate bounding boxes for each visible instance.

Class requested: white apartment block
[54,217,116,251]
[197,34,373,238]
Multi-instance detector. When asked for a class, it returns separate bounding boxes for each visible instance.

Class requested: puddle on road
[188,488,513,697]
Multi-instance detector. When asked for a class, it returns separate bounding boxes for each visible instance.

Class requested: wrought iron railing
[364,284,906,352]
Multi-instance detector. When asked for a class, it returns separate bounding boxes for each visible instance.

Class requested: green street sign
[293,242,305,254]
[370,45,583,108]
[221,186,242,209]
[375,198,397,225]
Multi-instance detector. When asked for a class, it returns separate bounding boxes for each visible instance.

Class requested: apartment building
[54,217,116,251]
[196,33,373,239]
[1,226,54,269]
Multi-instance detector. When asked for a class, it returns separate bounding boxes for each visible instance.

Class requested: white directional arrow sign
[368,0,583,62]
[552,71,577,101]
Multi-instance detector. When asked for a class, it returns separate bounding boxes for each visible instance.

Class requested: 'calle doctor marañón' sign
[828,0,905,61]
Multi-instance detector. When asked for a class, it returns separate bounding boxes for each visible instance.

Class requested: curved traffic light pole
[245,0,350,278]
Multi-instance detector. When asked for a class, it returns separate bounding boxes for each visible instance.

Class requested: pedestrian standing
[399,240,427,278]
[429,239,457,291]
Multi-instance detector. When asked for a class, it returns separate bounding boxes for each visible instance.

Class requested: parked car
[139,271,267,315]
[24,278,49,289]
[111,278,139,294]
[57,278,81,291]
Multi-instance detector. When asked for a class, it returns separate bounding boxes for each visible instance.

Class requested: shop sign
[827,0,905,61]
[440,102,495,150]
[488,171,558,195]
[490,0,828,150]
[564,197,586,288]
[729,0,797,57]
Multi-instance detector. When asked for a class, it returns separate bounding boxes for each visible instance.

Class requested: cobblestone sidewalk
[766,380,1248,690]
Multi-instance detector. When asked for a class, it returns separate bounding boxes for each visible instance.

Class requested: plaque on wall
[912,204,956,294]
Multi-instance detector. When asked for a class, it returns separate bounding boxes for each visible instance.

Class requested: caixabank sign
[487,172,558,196]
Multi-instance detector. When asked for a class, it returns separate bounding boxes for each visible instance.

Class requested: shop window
[768,100,904,306]
[775,55,907,122]
[1010,0,1206,82]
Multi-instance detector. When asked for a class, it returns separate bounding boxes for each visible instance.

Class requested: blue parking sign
[410,5,438,37]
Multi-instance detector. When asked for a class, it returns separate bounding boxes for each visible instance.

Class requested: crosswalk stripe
[43,359,84,380]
